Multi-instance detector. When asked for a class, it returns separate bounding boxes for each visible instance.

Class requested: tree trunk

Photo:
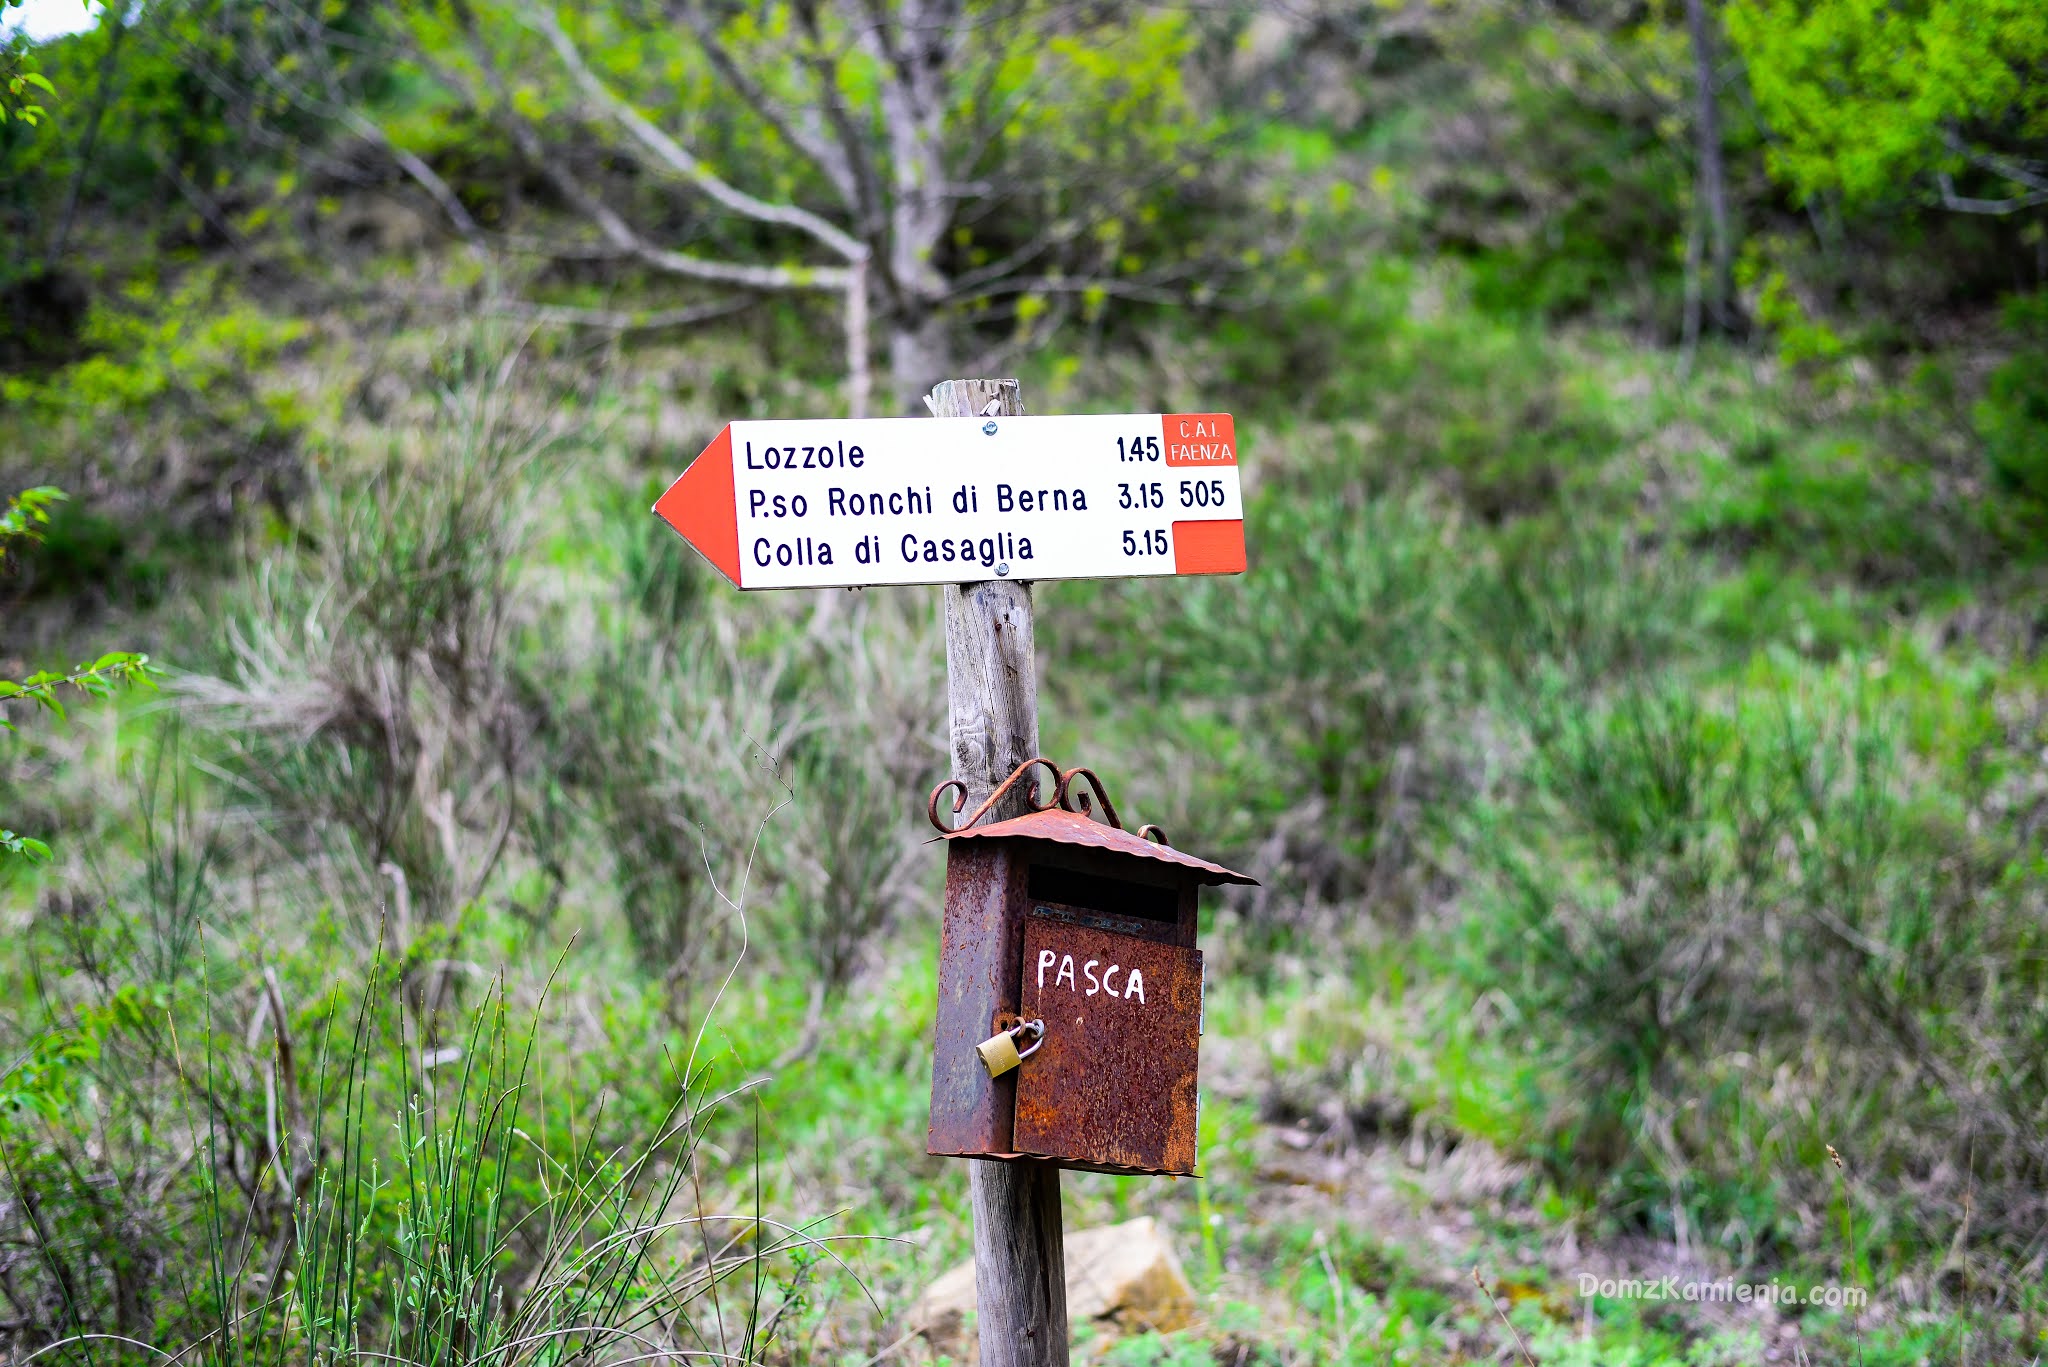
[1686,0,1733,334]
[890,314,950,413]
[846,256,873,418]
[47,0,133,267]
[1680,188,1704,369]
[866,0,957,410]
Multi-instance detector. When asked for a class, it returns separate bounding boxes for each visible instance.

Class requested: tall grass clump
[182,339,575,949]
[566,490,938,1020]
[180,961,835,1367]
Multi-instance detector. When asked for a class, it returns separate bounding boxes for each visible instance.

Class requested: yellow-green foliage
[1725,0,2048,204]
[2,269,308,427]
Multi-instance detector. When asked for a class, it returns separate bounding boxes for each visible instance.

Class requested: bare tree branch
[341,108,488,252]
[789,1,891,242]
[1937,129,2048,214]
[1936,173,2048,215]
[1943,129,2048,193]
[157,155,251,254]
[668,0,858,211]
[971,273,1194,307]
[492,234,635,261]
[166,0,491,260]
[474,296,753,331]
[428,8,852,292]
[529,3,867,263]
[941,134,1233,305]
[504,102,852,290]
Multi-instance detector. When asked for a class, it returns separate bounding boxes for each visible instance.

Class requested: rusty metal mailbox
[925,759,1255,1175]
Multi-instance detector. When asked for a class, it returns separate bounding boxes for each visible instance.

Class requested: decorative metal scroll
[927,757,1162,842]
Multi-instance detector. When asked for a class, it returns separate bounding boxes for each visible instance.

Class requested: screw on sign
[652,380,1249,1367]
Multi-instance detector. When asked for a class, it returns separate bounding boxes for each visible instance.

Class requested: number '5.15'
[1122,528,1169,556]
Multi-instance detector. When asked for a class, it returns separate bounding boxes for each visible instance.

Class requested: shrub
[1974,292,2048,541]
[1455,653,2048,1273]
[0,272,309,607]
[184,337,570,949]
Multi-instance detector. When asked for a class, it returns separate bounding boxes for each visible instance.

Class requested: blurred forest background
[1,1,2045,1363]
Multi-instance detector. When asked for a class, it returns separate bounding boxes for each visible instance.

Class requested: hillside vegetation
[2,2,2045,1365]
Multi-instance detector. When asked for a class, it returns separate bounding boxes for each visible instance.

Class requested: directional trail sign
[654,413,1244,589]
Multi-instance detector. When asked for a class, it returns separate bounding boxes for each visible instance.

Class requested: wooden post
[927,377,1070,1367]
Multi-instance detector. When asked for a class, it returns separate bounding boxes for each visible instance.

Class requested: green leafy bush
[1,272,310,604]
[1974,292,2048,536]
[0,485,159,865]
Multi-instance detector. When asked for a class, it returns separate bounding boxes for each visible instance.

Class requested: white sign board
[654,413,1245,590]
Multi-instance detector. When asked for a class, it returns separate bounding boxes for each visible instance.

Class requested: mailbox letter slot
[1026,863,1179,923]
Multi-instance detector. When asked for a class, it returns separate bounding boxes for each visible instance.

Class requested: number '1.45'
[1118,434,1162,462]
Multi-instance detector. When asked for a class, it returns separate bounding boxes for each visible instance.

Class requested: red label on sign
[1161,413,1236,466]
[1173,519,1246,575]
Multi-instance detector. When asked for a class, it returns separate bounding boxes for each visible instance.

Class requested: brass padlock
[975,1018,1045,1079]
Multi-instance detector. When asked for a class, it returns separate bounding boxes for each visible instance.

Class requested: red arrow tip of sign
[653,424,742,587]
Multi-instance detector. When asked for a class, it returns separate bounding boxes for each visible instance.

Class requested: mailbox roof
[941,807,1256,885]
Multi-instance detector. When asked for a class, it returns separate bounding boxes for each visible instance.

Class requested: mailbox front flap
[1014,909,1202,1175]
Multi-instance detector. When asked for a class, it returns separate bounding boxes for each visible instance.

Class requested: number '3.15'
[1119,481,1164,510]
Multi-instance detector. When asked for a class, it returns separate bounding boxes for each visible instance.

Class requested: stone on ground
[906,1215,1197,1364]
